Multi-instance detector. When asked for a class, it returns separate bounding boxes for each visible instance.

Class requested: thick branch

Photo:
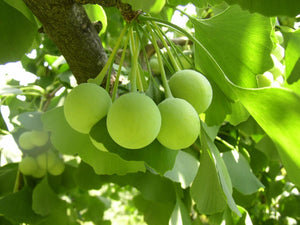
[23,0,108,83]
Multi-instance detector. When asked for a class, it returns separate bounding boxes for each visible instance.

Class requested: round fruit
[64,83,112,134]
[149,57,160,74]
[48,159,65,176]
[177,53,193,69]
[169,69,213,114]
[31,167,47,178]
[36,151,57,170]
[30,130,49,147]
[19,156,38,175]
[18,131,35,150]
[157,98,200,150]
[107,92,161,149]
[256,72,274,87]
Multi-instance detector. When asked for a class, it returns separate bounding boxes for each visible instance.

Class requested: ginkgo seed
[64,83,112,134]
[169,69,213,114]
[107,92,161,149]
[157,98,200,150]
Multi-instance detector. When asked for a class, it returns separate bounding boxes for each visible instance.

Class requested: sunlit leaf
[282,29,300,84]
[84,4,107,35]
[194,5,273,94]
[225,0,300,17]
[235,87,300,186]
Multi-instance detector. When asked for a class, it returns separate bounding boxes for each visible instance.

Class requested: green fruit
[256,72,274,87]
[36,151,57,170]
[31,167,47,178]
[157,98,200,150]
[107,92,161,149]
[18,131,35,150]
[177,53,193,69]
[30,130,49,147]
[169,69,213,114]
[149,57,160,74]
[64,83,112,134]
[19,156,38,175]
[48,159,65,176]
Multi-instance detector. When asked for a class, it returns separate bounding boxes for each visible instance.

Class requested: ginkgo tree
[1,0,300,224]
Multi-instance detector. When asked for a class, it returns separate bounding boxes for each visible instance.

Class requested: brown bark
[22,0,136,83]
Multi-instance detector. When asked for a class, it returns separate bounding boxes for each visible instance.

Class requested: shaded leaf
[169,197,192,225]
[13,111,44,130]
[0,163,18,196]
[190,147,227,215]
[201,124,241,216]
[164,151,200,189]
[134,194,174,225]
[222,150,264,195]
[32,177,66,216]
[0,0,37,64]
[0,186,42,224]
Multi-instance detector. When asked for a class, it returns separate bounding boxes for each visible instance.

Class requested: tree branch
[23,0,108,83]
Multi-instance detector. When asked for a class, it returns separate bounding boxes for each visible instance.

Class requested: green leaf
[194,5,273,93]
[0,0,37,64]
[134,194,174,225]
[75,162,106,190]
[32,177,66,216]
[201,124,241,216]
[0,186,42,224]
[282,29,300,84]
[255,135,280,161]
[225,0,300,17]
[0,163,18,196]
[84,4,107,35]
[226,101,250,126]
[3,0,37,24]
[122,0,166,13]
[164,151,200,189]
[235,87,300,186]
[205,82,232,126]
[190,146,227,215]
[13,111,44,130]
[222,150,264,195]
[42,107,146,175]
[169,197,192,225]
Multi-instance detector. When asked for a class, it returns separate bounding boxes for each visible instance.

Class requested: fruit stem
[112,31,130,101]
[146,21,173,98]
[129,26,138,92]
[88,23,129,86]
[150,21,181,72]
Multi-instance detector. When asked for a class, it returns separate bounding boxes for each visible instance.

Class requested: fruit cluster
[18,130,65,177]
[64,69,212,150]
